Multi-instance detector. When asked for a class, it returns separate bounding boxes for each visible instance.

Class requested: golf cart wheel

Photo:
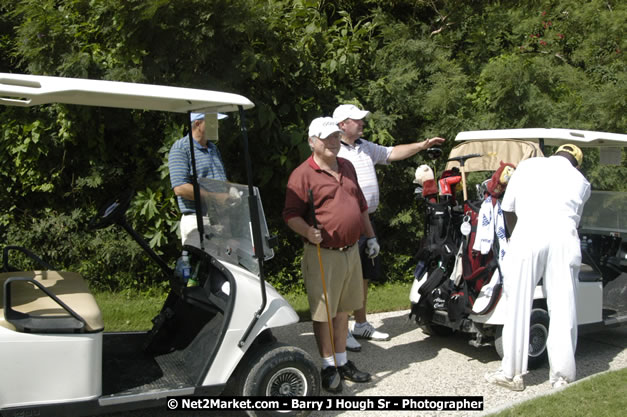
[494,309,549,369]
[234,342,320,417]
[420,323,454,337]
[527,308,549,369]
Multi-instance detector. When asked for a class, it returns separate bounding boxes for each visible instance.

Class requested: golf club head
[329,369,341,390]
[425,146,442,160]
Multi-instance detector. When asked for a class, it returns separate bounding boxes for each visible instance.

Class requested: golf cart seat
[0,270,104,333]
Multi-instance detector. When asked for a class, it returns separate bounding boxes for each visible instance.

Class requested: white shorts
[179,214,211,247]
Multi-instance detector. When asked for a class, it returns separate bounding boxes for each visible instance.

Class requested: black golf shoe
[320,367,343,393]
[337,360,371,383]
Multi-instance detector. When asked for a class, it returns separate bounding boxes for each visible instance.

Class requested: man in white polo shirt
[334,104,446,351]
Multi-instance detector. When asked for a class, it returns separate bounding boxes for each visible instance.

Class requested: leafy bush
[2,210,169,292]
[0,0,624,294]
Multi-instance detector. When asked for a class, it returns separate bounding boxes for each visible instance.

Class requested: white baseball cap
[308,117,341,139]
[333,104,370,123]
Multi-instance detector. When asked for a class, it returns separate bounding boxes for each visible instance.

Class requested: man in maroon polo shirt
[283,117,379,393]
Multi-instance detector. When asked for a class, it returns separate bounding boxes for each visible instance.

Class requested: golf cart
[409,128,627,368]
[0,73,319,417]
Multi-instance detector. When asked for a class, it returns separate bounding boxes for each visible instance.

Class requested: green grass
[485,368,627,417]
[95,282,626,416]
[95,281,413,330]
[94,291,168,332]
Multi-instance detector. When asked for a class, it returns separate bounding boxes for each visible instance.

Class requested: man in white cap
[485,144,590,391]
[333,103,446,351]
[168,112,228,244]
[283,117,376,393]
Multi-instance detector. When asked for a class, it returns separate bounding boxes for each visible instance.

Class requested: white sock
[354,321,368,328]
[322,355,335,369]
[335,351,347,367]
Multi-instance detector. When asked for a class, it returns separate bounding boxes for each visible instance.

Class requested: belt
[307,241,355,251]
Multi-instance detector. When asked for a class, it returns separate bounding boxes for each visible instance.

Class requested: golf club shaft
[308,189,338,368]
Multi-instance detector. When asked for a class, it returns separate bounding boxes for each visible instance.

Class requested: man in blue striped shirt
[169,112,228,244]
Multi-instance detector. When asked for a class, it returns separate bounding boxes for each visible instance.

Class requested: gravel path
[281,309,627,417]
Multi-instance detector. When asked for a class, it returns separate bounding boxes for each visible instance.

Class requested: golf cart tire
[420,323,454,337]
[230,342,320,417]
[494,308,549,370]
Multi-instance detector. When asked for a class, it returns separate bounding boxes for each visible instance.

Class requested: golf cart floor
[603,272,627,314]
[102,332,195,396]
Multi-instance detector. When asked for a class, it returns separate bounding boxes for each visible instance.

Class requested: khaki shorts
[302,243,363,322]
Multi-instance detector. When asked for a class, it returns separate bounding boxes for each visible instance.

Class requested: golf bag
[447,200,502,323]
[411,197,463,324]
[411,183,505,327]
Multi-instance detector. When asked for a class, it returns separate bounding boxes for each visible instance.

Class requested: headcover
[414,164,434,185]
[486,161,516,198]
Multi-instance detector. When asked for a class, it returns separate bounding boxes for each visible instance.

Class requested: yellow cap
[556,144,583,166]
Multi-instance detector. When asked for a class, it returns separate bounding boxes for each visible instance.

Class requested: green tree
[0,0,624,291]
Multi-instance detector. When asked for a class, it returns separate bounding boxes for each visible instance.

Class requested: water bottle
[175,250,192,284]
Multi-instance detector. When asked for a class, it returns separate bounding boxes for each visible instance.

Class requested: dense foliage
[0,0,624,292]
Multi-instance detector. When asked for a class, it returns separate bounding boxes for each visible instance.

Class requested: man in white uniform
[333,104,445,351]
[485,144,591,391]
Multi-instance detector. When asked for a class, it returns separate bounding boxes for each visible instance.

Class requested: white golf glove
[227,186,243,206]
[366,237,380,258]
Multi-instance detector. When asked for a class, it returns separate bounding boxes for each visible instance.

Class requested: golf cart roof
[446,128,627,172]
[455,128,627,148]
[0,73,254,114]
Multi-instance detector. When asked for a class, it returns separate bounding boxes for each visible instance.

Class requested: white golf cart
[0,73,319,417]
[410,128,627,368]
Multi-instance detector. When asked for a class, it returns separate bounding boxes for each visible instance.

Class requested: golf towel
[473,196,508,261]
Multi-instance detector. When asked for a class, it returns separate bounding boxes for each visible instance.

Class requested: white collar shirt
[501,155,591,230]
[338,138,393,213]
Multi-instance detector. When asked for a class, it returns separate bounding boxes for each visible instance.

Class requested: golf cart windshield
[192,179,274,275]
[580,191,627,234]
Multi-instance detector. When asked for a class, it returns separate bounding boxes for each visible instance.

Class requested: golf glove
[366,237,380,258]
[227,186,243,206]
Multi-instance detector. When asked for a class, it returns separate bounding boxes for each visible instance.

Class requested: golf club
[308,189,341,391]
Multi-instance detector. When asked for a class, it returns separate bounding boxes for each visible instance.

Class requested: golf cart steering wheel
[89,189,135,230]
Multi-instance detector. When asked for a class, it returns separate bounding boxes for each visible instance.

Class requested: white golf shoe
[552,377,569,389]
[485,370,525,391]
[351,321,390,341]
[346,330,361,352]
